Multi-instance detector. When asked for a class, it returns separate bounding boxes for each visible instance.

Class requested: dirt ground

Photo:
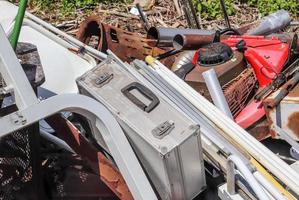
[27,0,262,36]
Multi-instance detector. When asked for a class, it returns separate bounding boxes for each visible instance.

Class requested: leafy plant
[193,0,235,20]
[192,0,298,20]
[28,0,127,16]
[245,0,298,17]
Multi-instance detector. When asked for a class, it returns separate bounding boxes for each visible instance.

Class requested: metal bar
[136,3,150,31]
[0,25,38,109]
[219,0,231,28]
[0,94,157,200]
[9,0,28,49]
[226,158,236,195]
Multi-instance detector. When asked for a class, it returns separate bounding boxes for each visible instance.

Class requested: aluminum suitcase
[76,55,206,199]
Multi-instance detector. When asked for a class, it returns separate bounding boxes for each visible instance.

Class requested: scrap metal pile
[0,0,299,200]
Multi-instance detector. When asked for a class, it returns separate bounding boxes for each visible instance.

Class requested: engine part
[171,51,195,71]
[197,42,233,66]
[221,35,290,87]
[247,10,291,35]
[76,15,175,66]
[185,43,254,117]
[146,26,214,47]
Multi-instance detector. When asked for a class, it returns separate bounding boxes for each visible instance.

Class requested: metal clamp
[95,72,113,87]
[152,120,175,139]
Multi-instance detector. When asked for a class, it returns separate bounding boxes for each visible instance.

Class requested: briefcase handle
[121,82,160,113]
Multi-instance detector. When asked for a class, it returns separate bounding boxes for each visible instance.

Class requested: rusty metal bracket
[76,15,176,66]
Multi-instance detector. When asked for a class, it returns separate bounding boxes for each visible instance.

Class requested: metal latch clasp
[95,72,113,87]
[152,120,175,139]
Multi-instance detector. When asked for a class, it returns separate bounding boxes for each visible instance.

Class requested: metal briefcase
[76,56,206,200]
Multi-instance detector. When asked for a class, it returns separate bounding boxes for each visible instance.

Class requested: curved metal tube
[0,94,157,200]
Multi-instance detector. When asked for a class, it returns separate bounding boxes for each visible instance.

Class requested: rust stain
[46,114,133,200]
[287,84,299,97]
[287,112,299,139]
[76,15,176,66]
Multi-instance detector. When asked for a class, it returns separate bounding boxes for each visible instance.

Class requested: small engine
[185,42,257,117]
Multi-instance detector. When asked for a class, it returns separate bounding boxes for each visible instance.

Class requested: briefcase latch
[95,72,113,87]
[152,120,175,139]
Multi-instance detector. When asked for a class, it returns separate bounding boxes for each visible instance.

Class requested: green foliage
[245,0,298,17]
[192,0,298,20]
[193,0,235,20]
[29,0,124,15]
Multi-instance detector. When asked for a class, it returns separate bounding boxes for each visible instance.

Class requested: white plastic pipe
[254,171,287,200]
[202,68,233,119]
[227,155,270,200]
[146,57,299,195]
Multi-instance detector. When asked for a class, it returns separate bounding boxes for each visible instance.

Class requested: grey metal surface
[0,25,38,109]
[0,23,155,199]
[0,94,157,200]
[77,56,206,199]
[218,183,244,200]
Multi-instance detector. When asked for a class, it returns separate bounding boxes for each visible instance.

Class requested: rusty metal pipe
[147,27,214,47]
[173,34,215,50]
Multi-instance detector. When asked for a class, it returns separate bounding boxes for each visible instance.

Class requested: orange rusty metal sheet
[46,114,133,200]
[76,15,175,67]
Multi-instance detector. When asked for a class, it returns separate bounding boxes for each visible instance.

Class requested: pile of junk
[0,0,299,199]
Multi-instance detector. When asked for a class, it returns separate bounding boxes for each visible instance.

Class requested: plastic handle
[121,82,160,113]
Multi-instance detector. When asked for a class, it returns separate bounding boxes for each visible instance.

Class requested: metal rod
[219,0,231,29]
[0,25,38,110]
[202,68,233,119]
[156,49,181,60]
[9,0,28,50]
[136,3,150,31]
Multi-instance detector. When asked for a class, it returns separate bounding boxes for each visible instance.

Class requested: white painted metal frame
[0,24,156,200]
